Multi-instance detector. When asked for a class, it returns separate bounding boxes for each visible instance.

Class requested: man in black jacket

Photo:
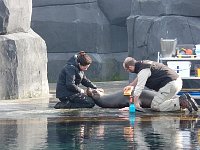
[54,51,99,109]
[122,57,198,112]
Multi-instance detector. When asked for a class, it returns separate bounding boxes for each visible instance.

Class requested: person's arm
[81,75,97,89]
[129,77,138,87]
[123,77,138,92]
[134,68,151,108]
[65,66,85,93]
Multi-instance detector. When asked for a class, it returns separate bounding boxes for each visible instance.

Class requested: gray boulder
[0,0,32,34]
[131,0,200,17]
[32,1,110,53]
[0,0,9,34]
[127,15,200,60]
[98,0,132,25]
[32,0,130,82]
[0,30,49,99]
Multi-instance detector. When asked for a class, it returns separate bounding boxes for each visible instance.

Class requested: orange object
[185,49,193,55]
[123,86,133,96]
[179,48,193,55]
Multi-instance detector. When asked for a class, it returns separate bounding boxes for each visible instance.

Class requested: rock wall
[127,0,200,60]
[31,0,200,82]
[0,0,49,100]
[0,0,32,34]
[32,0,131,82]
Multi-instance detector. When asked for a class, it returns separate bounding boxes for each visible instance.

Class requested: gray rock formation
[32,0,130,82]
[0,0,49,100]
[131,0,200,17]
[0,30,49,99]
[127,0,200,60]
[31,0,200,82]
[0,0,32,34]
[0,0,9,34]
[97,0,131,25]
[32,0,110,53]
[33,0,96,7]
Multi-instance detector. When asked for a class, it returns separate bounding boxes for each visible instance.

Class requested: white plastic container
[195,44,200,58]
[167,61,191,77]
[195,44,200,50]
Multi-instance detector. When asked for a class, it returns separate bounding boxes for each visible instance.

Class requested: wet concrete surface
[0,81,128,118]
[1,81,200,149]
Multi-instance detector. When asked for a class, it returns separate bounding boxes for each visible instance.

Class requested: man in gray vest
[123,57,198,112]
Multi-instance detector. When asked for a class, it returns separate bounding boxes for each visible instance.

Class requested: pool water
[0,107,200,150]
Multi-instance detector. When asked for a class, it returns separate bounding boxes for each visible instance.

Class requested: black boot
[179,94,192,112]
[185,93,199,111]
[54,101,71,109]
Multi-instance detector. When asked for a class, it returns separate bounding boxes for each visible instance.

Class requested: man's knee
[151,100,160,111]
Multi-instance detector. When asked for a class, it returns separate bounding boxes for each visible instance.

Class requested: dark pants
[54,93,95,109]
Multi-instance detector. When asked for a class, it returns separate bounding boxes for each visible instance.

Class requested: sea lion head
[86,88,104,100]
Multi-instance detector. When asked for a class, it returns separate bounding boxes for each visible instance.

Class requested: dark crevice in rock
[33,1,96,8]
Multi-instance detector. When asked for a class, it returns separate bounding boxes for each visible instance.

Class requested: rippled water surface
[0,106,200,150]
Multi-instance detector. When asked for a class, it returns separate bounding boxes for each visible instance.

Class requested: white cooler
[167,61,191,77]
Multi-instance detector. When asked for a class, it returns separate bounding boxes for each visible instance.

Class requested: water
[0,105,200,150]
[1,79,200,150]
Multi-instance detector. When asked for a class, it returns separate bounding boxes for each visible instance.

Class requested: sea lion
[86,88,156,108]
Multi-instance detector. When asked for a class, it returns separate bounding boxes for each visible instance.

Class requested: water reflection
[48,113,200,150]
[0,112,200,149]
[0,119,47,150]
[134,114,200,150]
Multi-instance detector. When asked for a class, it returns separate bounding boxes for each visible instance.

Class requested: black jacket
[56,54,97,98]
